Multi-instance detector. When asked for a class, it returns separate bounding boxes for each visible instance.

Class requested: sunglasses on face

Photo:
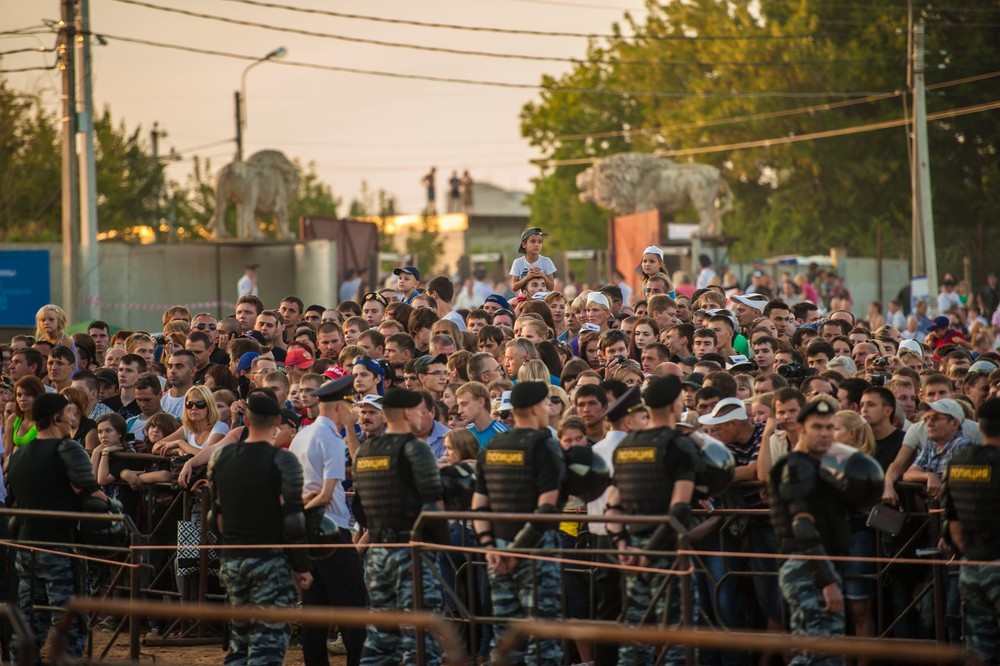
[185,400,208,410]
[194,323,217,331]
[548,396,563,405]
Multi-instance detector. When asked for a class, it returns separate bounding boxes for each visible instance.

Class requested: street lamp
[234,46,287,161]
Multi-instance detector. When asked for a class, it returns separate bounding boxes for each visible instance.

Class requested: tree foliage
[0,79,344,243]
[520,0,999,275]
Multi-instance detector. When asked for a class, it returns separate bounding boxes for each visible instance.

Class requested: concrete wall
[2,240,337,332]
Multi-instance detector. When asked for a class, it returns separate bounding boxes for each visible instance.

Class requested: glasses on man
[185,400,208,410]
[423,370,449,378]
[194,323,217,331]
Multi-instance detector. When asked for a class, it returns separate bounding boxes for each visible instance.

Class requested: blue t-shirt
[468,420,510,449]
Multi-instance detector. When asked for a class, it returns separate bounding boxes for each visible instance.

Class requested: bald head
[653,362,684,378]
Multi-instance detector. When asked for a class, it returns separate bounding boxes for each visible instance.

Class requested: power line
[0,25,49,36]
[94,31,891,99]
[213,0,816,40]
[0,46,55,56]
[500,0,641,10]
[0,64,57,74]
[548,68,1000,143]
[536,99,1000,165]
[106,0,905,69]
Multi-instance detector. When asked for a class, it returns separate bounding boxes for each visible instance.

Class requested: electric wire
[107,0,912,69]
[89,31,894,99]
[212,0,816,40]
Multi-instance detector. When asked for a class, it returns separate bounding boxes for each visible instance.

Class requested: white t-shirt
[237,274,258,298]
[509,255,557,279]
[184,422,229,450]
[442,310,467,331]
[160,392,185,419]
[586,430,628,536]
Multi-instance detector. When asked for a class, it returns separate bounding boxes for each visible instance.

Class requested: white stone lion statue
[576,152,733,236]
[208,150,300,239]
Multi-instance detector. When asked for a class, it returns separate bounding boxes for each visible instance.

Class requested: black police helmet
[439,462,476,511]
[563,445,610,502]
[819,443,884,511]
[695,434,736,497]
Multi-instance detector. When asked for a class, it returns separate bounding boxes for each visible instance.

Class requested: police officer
[7,393,116,663]
[768,399,854,665]
[471,381,565,666]
[942,397,1000,662]
[605,377,700,665]
[290,375,368,666]
[351,387,448,665]
[208,393,313,666]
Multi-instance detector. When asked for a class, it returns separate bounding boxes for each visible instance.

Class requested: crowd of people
[2,226,1000,666]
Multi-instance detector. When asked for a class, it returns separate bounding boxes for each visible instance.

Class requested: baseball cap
[634,245,665,275]
[495,390,513,412]
[285,348,315,369]
[393,266,421,281]
[484,294,511,310]
[929,315,950,332]
[586,292,610,309]
[698,397,749,426]
[517,227,548,254]
[413,353,448,375]
[897,339,923,358]
[236,351,260,373]
[730,293,769,311]
[969,360,998,374]
[919,398,964,422]
[358,394,384,411]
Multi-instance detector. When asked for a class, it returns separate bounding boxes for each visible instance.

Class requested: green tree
[0,79,60,241]
[520,0,999,276]
[405,215,445,275]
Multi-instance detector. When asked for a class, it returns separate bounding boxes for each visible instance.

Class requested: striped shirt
[468,419,509,449]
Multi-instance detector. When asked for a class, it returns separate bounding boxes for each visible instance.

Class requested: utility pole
[912,21,939,310]
[234,90,243,161]
[60,0,81,322]
[150,122,173,240]
[77,0,100,321]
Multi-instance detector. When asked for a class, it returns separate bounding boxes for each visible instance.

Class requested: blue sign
[0,250,51,327]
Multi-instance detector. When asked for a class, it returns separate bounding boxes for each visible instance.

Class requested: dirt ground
[90,632,348,665]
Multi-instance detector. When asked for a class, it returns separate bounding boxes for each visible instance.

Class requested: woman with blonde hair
[547,385,569,429]
[152,385,229,456]
[517,359,552,385]
[833,409,875,456]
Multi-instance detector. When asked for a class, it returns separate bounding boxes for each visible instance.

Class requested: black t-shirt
[874,429,904,472]
[211,441,285,548]
[270,347,287,364]
[209,347,229,366]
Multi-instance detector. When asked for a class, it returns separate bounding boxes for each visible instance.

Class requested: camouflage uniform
[958,563,1000,661]
[12,551,87,663]
[618,534,697,665]
[487,530,563,666]
[218,551,296,666]
[779,558,845,666]
[361,546,444,666]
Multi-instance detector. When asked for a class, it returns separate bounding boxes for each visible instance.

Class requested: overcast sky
[5,0,647,215]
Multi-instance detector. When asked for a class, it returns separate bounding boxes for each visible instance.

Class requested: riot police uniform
[942,397,1000,662]
[350,388,447,666]
[768,399,883,666]
[7,394,115,664]
[473,382,565,666]
[208,394,311,666]
[605,378,706,665]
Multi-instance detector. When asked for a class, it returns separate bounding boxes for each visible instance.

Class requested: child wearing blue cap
[509,227,556,293]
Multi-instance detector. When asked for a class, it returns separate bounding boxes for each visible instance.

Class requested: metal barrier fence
[0,477,980,665]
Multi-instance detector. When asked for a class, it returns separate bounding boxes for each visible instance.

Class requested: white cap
[730,293,769,311]
[359,394,384,410]
[496,390,513,412]
[635,245,665,275]
[698,397,749,426]
[586,292,611,309]
[921,398,964,423]
[581,322,601,332]
[531,291,552,300]
[897,339,923,358]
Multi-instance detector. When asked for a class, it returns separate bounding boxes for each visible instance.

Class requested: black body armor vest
[353,434,424,542]
[482,429,548,540]
[945,446,1000,561]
